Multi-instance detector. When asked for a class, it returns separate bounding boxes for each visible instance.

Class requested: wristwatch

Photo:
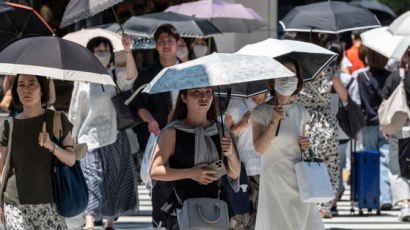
[49,143,57,153]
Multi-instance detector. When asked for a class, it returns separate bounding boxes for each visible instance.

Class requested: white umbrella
[236,38,337,82]
[388,11,410,36]
[63,28,125,52]
[361,26,410,60]
[142,53,295,94]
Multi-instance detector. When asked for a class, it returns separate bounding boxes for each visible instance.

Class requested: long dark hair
[168,88,219,123]
[11,74,49,108]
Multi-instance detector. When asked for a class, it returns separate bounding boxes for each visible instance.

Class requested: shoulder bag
[51,111,89,217]
[110,69,142,130]
[378,69,410,135]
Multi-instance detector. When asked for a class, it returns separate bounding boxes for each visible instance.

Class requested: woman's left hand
[122,34,132,52]
[38,131,55,151]
[221,133,233,156]
[298,136,310,151]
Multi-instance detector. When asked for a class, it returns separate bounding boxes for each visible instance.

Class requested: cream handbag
[378,69,410,135]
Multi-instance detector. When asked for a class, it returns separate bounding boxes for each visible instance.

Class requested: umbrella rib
[0,37,17,51]
[4,11,19,34]
[19,11,34,36]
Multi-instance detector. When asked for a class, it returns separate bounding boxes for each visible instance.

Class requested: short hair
[352,30,362,41]
[11,74,49,108]
[153,24,180,42]
[86,36,115,65]
[367,48,388,70]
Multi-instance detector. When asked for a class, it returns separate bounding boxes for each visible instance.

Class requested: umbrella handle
[39,122,46,147]
[111,7,124,34]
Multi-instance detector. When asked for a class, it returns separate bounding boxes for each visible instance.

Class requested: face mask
[95,51,111,67]
[274,77,298,96]
[177,47,189,60]
[193,45,208,58]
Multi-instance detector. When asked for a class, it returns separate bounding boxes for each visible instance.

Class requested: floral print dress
[297,66,340,212]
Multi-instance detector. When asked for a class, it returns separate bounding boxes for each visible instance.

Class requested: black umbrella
[350,0,396,25]
[122,12,221,38]
[350,0,396,18]
[0,2,53,51]
[279,1,381,34]
[60,0,124,31]
[0,1,13,13]
[0,36,114,85]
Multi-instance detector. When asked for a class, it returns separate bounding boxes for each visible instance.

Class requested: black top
[130,61,173,151]
[163,129,234,216]
[357,68,391,126]
[0,110,72,205]
[382,70,410,108]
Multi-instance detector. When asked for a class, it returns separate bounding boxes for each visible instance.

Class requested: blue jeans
[361,125,393,205]
[338,141,348,194]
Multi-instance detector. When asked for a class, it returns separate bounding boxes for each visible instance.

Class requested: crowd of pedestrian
[0,2,409,230]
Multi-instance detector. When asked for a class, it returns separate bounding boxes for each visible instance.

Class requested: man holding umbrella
[130,24,180,228]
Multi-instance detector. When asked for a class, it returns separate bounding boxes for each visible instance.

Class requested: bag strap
[1,118,14,207]
[111,68,122,95]
[346,77,355,90]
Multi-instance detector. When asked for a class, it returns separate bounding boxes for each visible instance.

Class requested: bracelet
[49,143,57,153]
[124,50,132,54]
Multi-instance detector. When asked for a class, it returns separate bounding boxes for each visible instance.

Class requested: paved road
[67,184,410,230]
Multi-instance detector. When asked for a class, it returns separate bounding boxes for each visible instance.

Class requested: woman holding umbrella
[150,86,241,229]
[68,34,139,230]
[0,74,75,229]
[251,57,325,230]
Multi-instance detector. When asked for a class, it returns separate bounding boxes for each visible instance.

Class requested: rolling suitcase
[351,149,381,215]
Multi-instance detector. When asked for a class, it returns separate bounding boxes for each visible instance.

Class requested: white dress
[251,102,324,230]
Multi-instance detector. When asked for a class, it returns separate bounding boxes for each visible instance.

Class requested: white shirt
[68,67,137,150]
[226,97,261,176]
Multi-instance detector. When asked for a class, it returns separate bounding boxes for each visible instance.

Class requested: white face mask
[193,45,208,58]
[274,77,298,96]
[95,51,111,67]
[177,47,189,60]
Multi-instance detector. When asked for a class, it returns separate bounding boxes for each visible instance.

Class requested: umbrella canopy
[142,53,295,94]
[388,11,410,36]
[237,38,337,82]
[350,0,396,18]
[0,2,53,51]
[0,36,114,85]
[60,0,123,28]
[165,0,266,33]
[279,1,381,34]
[63,28,124,52]
[122,12,221,38]
[0,1,13,13]
[215,81,268,98]
[361,26,410,61]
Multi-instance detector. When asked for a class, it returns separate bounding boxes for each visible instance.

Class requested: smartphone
[204,160,227,179]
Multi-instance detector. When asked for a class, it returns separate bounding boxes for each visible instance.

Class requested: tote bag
[52,112,89,217]
[294,149,335,203]
[379,69,410,135]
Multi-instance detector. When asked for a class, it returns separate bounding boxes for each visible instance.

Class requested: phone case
[204,160,227,179]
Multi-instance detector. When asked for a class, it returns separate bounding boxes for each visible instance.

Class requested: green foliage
[377,0,410,15]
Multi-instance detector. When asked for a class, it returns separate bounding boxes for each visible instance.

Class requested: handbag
[222,162,249,215]
[110,69,142,130]
[52,112,89,217]
[378,69,410,135]
[0,90,12,112]
[336,95,365,139]
[294,148,335,203]
[175,181,229,230]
